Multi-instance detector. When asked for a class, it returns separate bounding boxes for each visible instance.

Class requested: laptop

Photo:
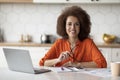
[3,48,51,74]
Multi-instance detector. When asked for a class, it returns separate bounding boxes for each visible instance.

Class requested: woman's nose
[71,24,76,29]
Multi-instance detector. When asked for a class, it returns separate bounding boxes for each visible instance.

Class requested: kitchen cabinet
[111,48,120,62]
[33,0,92,3]
[99,48,112,68]
[88,0,120,3]
[0,44,120,68]
[22,47,50,67]
[70,0,120,3]
[0,0,32,3]
[0,0,120,3]
[33,0,120,3]
[96,0,120,3]
[0,46,50,67]
[99,47,120,68]
[33,0,67,3]
[0,47,7,68]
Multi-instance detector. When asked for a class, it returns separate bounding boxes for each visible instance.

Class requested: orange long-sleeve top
[39,38,107,68]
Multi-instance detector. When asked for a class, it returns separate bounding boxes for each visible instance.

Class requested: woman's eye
[66,22,80,27]
[67,23,72,26]
[75,23,80,26]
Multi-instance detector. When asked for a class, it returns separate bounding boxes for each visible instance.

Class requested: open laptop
[3,48,51,74]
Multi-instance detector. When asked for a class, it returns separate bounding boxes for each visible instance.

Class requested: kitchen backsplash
[0,3,120,43]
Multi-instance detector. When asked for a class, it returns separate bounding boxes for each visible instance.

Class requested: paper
[84,68,111,77]
[47,67,83,73]
[48,67,71,72]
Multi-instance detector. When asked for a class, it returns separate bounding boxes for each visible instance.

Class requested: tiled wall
[0,3,120,43]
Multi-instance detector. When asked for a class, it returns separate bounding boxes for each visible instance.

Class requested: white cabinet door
[0,46,50,68]
[98,0,120,3]
[67,0,91,3]
[23,47,46,67]
[0,0,32,3]
[99,48,111,68]
[111,48,120,62]
[0,47,8,68]
[19,47,50,67]
[33,0,67,3]
[33,0,120,3]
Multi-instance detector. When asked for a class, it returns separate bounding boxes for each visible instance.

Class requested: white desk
[0,68,120,80]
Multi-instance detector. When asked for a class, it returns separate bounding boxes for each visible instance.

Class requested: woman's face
[66,16,80,39]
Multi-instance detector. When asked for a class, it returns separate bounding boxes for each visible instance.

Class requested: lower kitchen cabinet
[0,47,7,68]
[99,47,120,68]
[0,46,50,68]
[23,47,50,67]
[99,48,112,68]
[0,46,120,68]
[111,48,120,62]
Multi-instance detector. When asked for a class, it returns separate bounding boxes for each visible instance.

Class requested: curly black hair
[57,6,91,41]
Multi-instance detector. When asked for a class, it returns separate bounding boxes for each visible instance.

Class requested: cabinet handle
[91,0,99,1]
[45,49,49,51]
[116,52,119,57]
[66,0,69,1]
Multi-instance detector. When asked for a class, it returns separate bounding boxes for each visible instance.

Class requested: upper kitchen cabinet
[33,0,120,4]
[92,0,120,3]
[0,0,32,3]
[70,0,120,3]
[0,0,120,3]
[33,0,67,3]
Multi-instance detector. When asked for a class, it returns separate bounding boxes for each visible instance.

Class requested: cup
[111,62,120,77]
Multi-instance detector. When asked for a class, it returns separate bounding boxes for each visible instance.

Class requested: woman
[39,6,107,68]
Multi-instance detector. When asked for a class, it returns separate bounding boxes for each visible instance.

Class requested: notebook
[3,48,51,74]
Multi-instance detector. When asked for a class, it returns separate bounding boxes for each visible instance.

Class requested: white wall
[0,3,120,43]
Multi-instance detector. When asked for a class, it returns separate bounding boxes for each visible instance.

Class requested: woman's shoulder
[82,38,96,48]
[82,38,94,44]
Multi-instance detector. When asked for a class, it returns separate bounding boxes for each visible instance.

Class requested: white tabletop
[0,67,120,80]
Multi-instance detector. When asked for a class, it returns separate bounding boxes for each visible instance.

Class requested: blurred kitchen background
[0,3,120,43]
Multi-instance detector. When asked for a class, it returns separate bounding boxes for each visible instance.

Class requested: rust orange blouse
[39,38,107,68]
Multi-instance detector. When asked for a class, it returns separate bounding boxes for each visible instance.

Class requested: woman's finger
[62,61,72,67]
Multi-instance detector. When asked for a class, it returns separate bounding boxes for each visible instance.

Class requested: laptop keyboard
[34,69,51,74]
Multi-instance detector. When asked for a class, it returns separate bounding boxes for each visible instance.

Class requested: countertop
[0,42,120,48]
[0,42,52,47]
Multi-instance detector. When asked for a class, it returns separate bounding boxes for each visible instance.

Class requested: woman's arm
[63,61,97,68]
[79,61,97,68]
[44,58,60,67]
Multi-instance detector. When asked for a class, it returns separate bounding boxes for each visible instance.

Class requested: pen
[61,67,64,70]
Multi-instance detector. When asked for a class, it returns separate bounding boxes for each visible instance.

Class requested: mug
[111,62,120,77]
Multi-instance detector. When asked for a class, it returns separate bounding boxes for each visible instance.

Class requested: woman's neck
[68,37,78,48]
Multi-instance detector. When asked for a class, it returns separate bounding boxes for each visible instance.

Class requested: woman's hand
[62,61,73,67]
[62,61,81,68]
[44,51,72,67]
[58,51,70,62]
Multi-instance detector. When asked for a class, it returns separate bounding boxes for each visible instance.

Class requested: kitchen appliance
[40,34,53,43]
